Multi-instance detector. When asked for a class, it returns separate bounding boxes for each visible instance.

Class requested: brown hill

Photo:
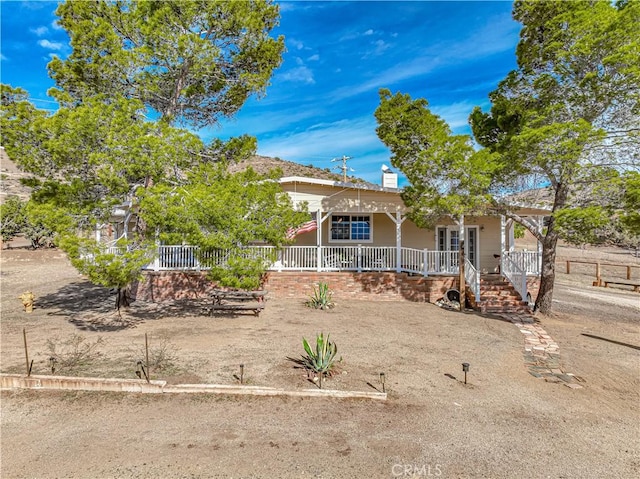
[0,147,32,202]
[228,155,368,184]
[0,150,371,204]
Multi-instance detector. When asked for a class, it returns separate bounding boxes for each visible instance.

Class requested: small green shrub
[300,333,338,388]
[306,282,335,310]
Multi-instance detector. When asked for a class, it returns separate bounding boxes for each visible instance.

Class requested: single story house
[136,168,549,312]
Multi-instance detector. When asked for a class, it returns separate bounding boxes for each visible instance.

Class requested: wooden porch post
[507,219,515,252]
[385,212,406,273]
[315,210,332,271]
[458,215,465,294]
[395,212,402,273]
[500,215,506,274]
[537,215,543,274]
[316,209,322,272]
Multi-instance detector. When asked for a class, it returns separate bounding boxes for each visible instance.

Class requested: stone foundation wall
[135,271,459,303]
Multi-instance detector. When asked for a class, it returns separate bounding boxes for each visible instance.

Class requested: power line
[331,155,354,182]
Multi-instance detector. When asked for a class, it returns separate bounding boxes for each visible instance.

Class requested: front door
[437,226,479,269]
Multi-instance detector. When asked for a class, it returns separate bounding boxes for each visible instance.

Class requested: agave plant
[305,282,335,310]
[301,332,338,388]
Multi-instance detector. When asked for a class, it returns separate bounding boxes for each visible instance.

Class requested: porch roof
[279,176,402,194]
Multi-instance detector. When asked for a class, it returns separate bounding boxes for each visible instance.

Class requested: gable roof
[279,176,401,194]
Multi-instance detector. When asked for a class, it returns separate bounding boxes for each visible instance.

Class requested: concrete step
[482,301,528,308]
[484,306,531,314]
[482,291,524,298]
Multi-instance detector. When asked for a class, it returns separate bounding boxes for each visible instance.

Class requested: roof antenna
[331,155,354,182]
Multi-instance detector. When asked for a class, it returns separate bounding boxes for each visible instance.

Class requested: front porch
[139,245,540,309]
[145,244,541,277]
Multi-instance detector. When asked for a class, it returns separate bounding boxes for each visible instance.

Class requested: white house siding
[282,182,405,214]
[401,220,434,249]
[281,179,547,273]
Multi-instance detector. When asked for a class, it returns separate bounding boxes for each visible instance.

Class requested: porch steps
[478,275,530,314]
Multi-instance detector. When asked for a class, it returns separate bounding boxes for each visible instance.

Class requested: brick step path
[496,312,584,389]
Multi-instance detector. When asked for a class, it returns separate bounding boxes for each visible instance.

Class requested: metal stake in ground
[380,372,386,393]
[23,328,33,376]
[462,362,470,384]
[145,333,150,383]
[240,364,244,384]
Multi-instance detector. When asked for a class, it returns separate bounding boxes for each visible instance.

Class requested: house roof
[279,176,401,194]
[280,175,552,215]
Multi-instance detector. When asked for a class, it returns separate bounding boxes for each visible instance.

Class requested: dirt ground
[1,247,639,479]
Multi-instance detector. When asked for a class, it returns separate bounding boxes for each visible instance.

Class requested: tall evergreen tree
[376,0,639,314]
[0,1,300,305]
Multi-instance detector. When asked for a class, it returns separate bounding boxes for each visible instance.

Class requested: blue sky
[1,1,521,185]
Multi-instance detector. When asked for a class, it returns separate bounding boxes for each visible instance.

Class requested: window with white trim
[330,215,371,242]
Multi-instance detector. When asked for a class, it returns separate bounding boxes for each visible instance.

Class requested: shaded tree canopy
[49,0,285,127]
[376,0,639,314]
[0,1,303,298]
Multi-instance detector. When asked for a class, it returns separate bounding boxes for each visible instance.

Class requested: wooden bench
[602,279,640,292]
[204,290,268,316]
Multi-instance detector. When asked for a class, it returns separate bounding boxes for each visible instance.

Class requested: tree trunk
[534,183,568,314]
[115,287,130,311]
[535,230,560,314]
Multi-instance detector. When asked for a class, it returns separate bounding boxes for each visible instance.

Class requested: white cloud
[294,56,304,66]
[30,26,49,36]
[0,53,7,61]
[288,38,304,50]
[38,39,64,50]
[364,29,374,36]
[278,66,315,85]
[307,54,320,62]
[372,39,390,56]
[431,102,476,133]
[433,12,519,61]
[331,55,440,102]
[51,20,64,31]
[330,13,518,103]
[258,116,383,165]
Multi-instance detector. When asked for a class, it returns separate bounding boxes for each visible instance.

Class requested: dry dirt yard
[1,247,639,479]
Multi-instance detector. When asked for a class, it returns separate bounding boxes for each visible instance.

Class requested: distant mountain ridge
[0,150,370,204]
[229,155,369,184]
[0,147,32,202]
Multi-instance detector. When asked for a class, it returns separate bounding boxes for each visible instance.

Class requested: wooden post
[23,328,31,376]
[596,262,601,287]
[566,260,571,274]
[145,333,150,383]
[627,266,631,280]
[459,240,465,309]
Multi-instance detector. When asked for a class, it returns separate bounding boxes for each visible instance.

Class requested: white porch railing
[153,245,278,271]
[400,248,459,275]
[464,258,481,303]
[505,251,540,275]
[146,245,462,275]
[502,253,528,302]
